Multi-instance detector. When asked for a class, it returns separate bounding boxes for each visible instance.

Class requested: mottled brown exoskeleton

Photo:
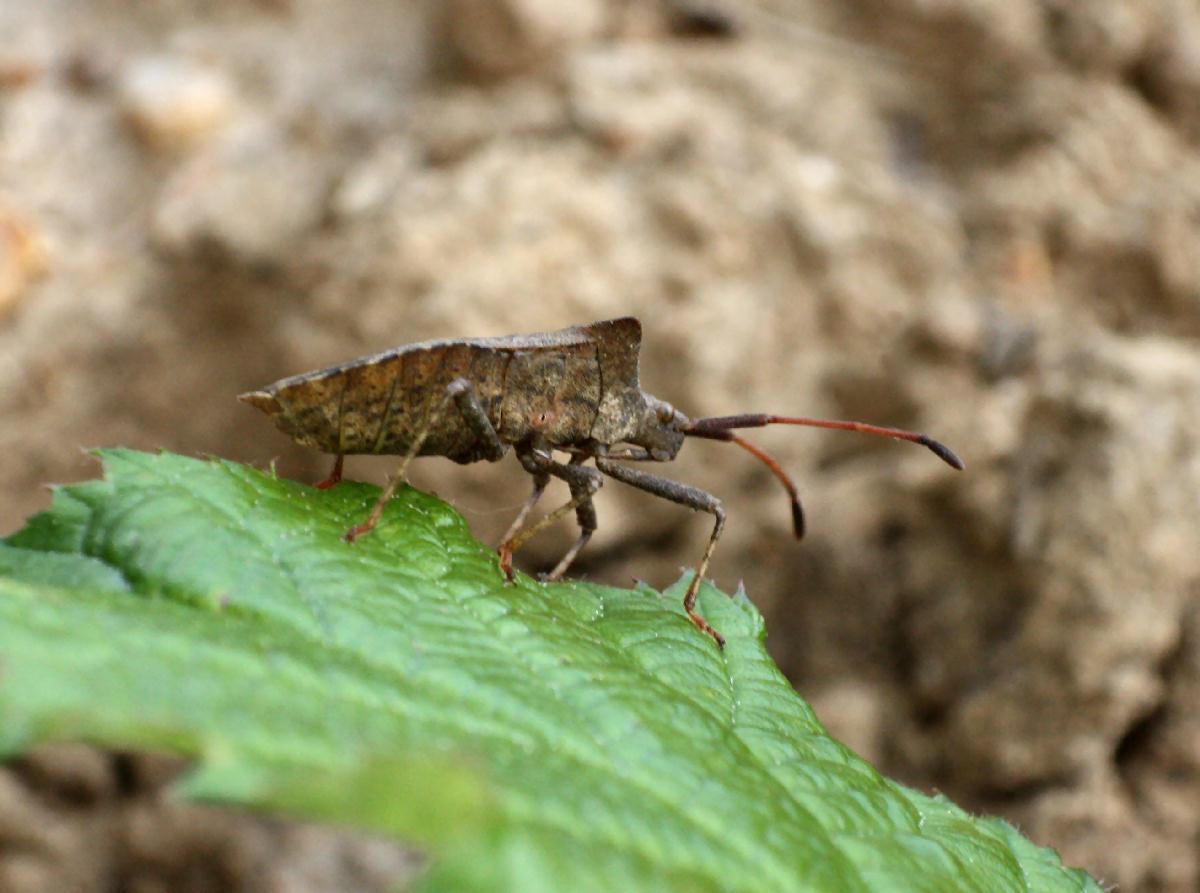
[240,317,962,647]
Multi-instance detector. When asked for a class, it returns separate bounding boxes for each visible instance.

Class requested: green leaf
[0,449,1100,892]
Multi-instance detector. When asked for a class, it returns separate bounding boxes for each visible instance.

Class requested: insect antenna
[684,414,964,541]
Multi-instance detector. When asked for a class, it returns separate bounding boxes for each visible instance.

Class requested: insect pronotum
[240,317,962,648]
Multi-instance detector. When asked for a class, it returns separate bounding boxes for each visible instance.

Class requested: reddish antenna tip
[920,436,964,470]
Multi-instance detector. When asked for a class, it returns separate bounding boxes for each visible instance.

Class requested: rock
[0,208,49,319]
[443,0,606,79]
[119,56,234,150]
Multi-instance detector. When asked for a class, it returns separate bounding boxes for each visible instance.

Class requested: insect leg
[543,456,599,581]
[599,447,654,461]
[594,457,727,648]
[345,377,505,542]
[445,378,506,461]
[497,470,550,580]
[497,449,601,580]
[316,454,345,489]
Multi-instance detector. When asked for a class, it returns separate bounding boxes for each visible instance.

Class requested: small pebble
[119,56,234,150]
[0,209,50,319]
[446,0,605,79]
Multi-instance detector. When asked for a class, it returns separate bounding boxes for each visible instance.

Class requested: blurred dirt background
[4,0,1200,889]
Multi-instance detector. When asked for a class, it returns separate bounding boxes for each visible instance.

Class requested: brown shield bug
[240,317,962,648]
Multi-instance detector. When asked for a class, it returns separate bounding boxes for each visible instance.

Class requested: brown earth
[4,0,1200,889]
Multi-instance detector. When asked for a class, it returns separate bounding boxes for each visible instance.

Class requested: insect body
[240,317,962,648]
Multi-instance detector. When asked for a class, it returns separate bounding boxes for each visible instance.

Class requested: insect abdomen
[252,344,509,460]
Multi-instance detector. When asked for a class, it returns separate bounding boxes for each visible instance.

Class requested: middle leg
[497,469,549,580]
[497,448,602,581]
[542,455,599,581]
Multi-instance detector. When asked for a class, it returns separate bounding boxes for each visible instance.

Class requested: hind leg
[346,378,507,541]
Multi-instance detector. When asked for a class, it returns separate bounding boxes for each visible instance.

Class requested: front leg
[594,457,728,648]
[346,377,506,541]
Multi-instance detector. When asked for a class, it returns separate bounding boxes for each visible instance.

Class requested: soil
[4,0,1200,889]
